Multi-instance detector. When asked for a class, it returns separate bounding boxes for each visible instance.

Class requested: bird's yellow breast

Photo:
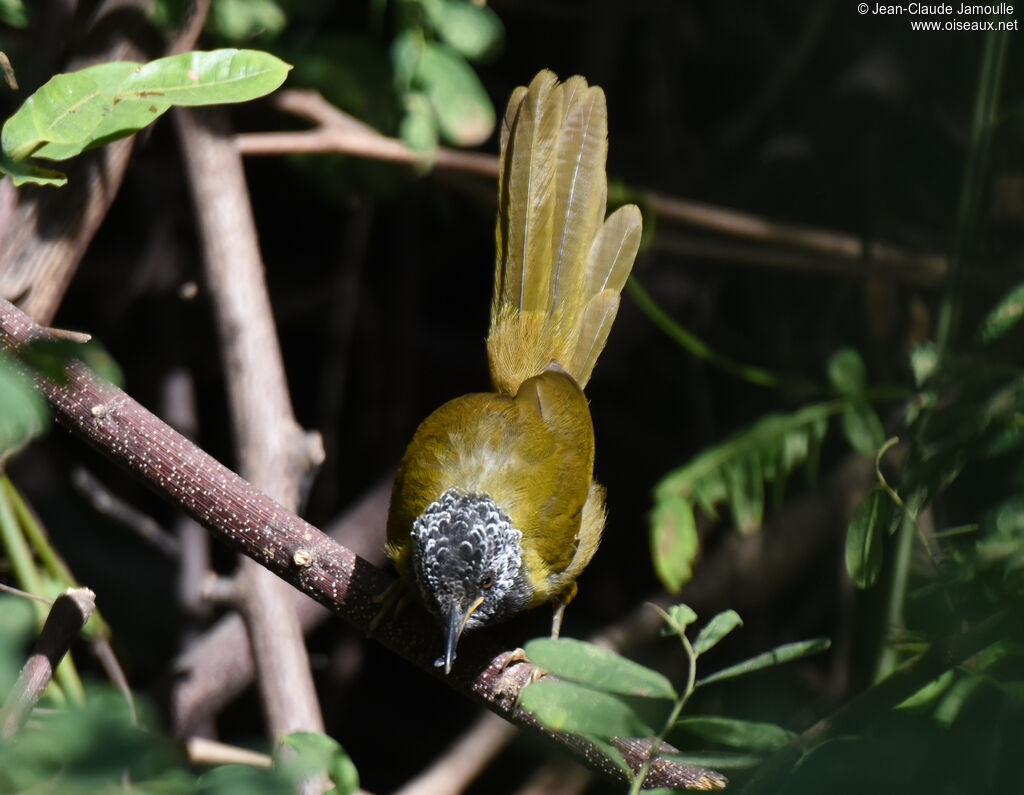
[386,369,595,604]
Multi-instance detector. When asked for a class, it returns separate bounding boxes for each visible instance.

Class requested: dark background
[3,1,1022,792]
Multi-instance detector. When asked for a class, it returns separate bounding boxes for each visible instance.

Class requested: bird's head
[410,488,532,673]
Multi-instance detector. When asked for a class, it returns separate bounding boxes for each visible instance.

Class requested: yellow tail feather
[488,70,642,395]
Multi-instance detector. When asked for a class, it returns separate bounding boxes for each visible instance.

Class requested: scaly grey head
[411,488,532,673]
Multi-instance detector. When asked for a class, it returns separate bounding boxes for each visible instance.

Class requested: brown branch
[0,587,95,738]
[393,712,517,795]
[237,90,500,178]
[171,479,392,736]
[174,104,326,744]
[0,299,713,790]
[647,202,947,287]
[236,89,948,288]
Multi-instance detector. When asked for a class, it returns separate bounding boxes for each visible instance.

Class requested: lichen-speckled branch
[0,298,720,790]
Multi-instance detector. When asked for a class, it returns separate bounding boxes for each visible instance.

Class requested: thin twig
[90,636,137,726]
[187,737,273,768]
[0,582,52,604]
[71,467,181,559]
[238,90,499,178]
[0,587,95,738]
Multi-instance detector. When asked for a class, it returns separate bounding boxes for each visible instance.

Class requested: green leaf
[0,689,172,792]
[845,488,888,588]
[413,41,494,146]
[696,638,831,687]
[694,610,743,656]
[675,716,795,751]
[934,673,988,726]
[21,338,123,388]
[654,402,834,538]
[981,493,1024,540]
[29,62,155,161]
[723,454,764,532]
[979,282,1024,342]
[115,49,291,107]
[582,734,631,774]
[421,0,504,62]
[840,401,885,456]
[896,669,956,710]
[390,28,423,91]
[279,731,359,795]
[666,603,698,631]
[910,340,939,386]
[208,0,288,41]
[662,750,762,770]
[0,0,28,27]
[520,679,657,738]
[0,595,36,692]
[0,352,48,459]
[399,91,438,154]
[650,495,698,592]
[827,347,867,395]
[0,147,66,186]
[524,637,676,699]
[2,68,116,160]
[1,50,290,182]
[197,764,291,793]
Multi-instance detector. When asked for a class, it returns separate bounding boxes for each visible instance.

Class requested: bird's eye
[480,574,494,590]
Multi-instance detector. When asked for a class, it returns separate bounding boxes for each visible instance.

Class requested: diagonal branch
[0,298,720,790]
[236,89,948,287]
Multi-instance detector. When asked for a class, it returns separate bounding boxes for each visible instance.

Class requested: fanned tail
[488,70,642,395]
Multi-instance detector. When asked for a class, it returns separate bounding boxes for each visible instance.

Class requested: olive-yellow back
[386,69,642,625]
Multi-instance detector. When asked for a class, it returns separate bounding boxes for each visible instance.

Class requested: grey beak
[442,598,465,674]
[436,595,485,674]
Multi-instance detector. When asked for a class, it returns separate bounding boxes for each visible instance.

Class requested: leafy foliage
[0,0,26,27]
[978,281,1024,343]
[0,685,357,794]
[650,400,829,590]
[278,731,360,795]
[0,49,292,185]
[0,352,47,461]
[524,637,677,699]
[844,487,890,588]
[520,607,830,790]
[0,602,358,794]
[648,337,896,593]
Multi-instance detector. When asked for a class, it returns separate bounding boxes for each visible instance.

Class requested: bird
[384,69,642,674]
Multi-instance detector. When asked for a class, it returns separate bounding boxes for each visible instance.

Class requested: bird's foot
[493,647,546,705]
[369,578,409,635]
